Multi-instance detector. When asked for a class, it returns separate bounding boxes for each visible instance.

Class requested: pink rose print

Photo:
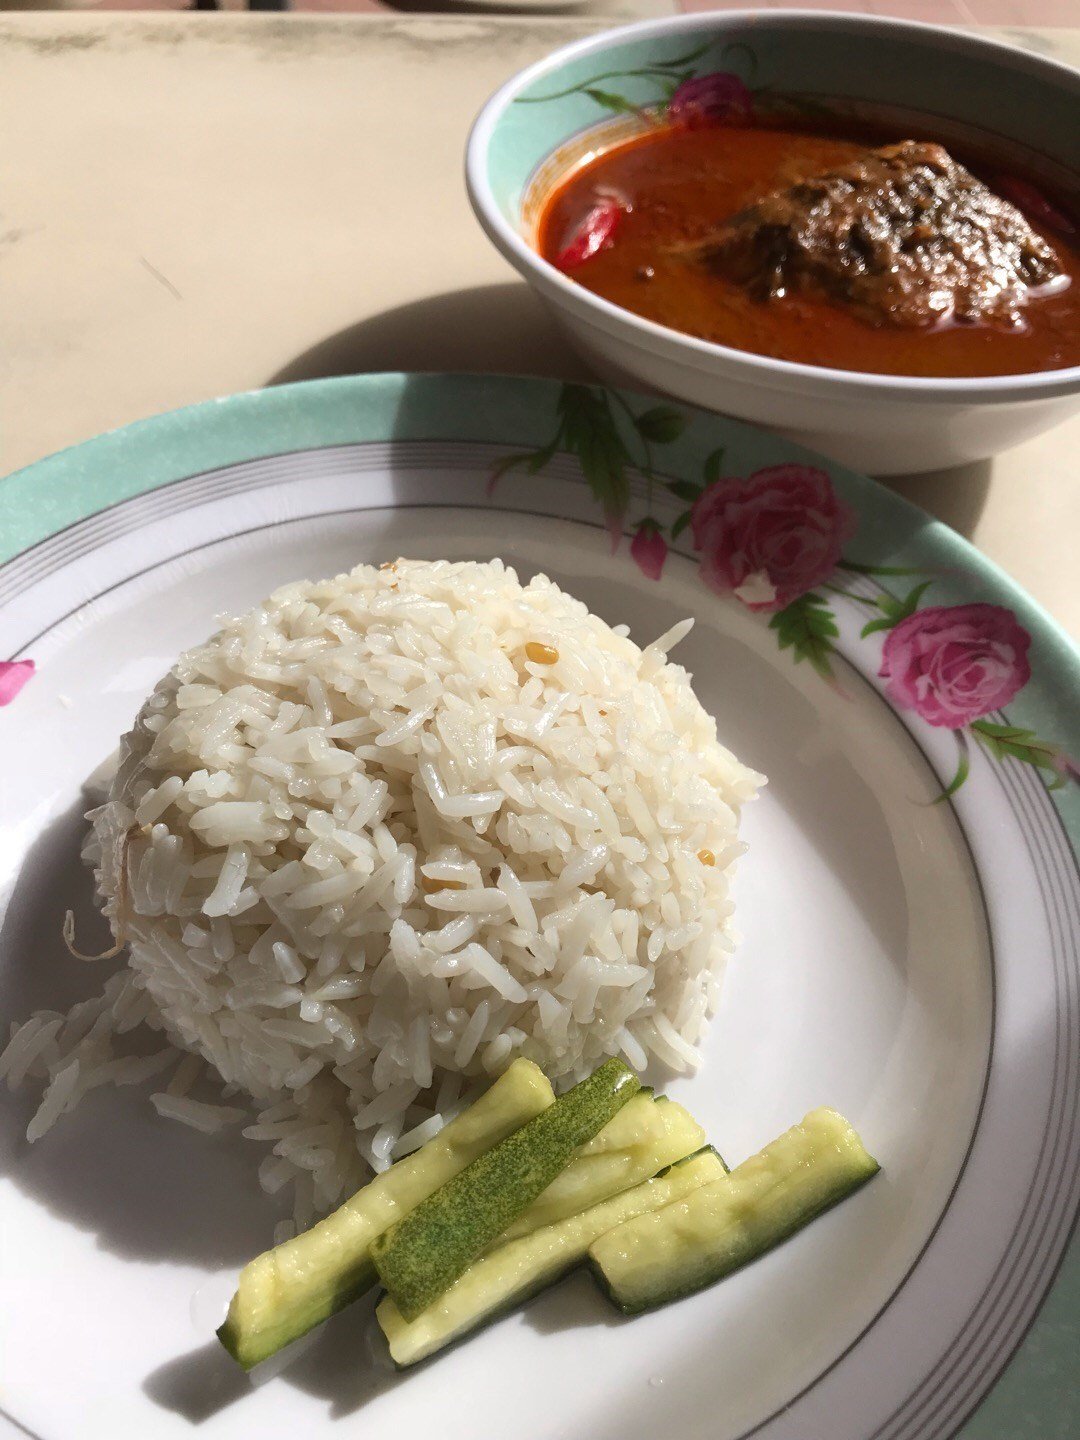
[690,464,856,611]
[879,603,1032,728]
[631,521,668,580]
[668,72,754,128]
[0,659,35,706]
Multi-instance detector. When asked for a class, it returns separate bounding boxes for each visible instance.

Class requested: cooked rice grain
[3,558,762,1220]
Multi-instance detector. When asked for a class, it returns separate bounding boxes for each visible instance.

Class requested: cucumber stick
[589,1107,879,1314]
[498,1092,706,1243]
[379,1147,726,1365]
[217,1057,554,1367]
[372,1058,640,1321]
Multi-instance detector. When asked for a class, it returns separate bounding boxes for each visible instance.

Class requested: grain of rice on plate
[2,558,763,1233]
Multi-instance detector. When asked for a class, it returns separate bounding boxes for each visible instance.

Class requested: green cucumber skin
[216,1057,553,1368]
[380,1146,724,1365]
[497,1095,704,1245]
[217,1260,376,1366]
[596,1162,879,1315]
[653,1145,723,1181]
[381,1270,557,1373]
[591,1111,880,1316]
[373,1058,640,1322]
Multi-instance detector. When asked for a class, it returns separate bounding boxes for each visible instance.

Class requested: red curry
[537,118,1080,379]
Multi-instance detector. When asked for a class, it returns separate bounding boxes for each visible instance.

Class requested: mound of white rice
[2,558,762,1232]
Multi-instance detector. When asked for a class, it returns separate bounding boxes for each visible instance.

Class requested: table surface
[0,13,1077,1439]
[3,13,1080,637]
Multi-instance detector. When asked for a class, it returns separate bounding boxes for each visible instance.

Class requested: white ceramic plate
[1,374,1077,1440]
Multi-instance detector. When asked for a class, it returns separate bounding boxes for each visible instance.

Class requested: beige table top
[1,13,1077,636]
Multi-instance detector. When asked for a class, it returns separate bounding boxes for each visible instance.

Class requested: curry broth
[537,119,1080,379]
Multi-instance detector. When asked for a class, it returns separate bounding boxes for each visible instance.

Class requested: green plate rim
[3,371,1077,840]
[0,370,1077,1440]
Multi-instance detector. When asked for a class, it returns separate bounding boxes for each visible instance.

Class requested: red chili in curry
[537,118,1080,379]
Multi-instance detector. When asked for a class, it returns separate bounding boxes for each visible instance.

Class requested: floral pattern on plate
[0,658,35,705]
[492,383,1076,798]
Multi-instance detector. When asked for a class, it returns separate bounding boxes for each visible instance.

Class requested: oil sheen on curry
[537,114,1080,379]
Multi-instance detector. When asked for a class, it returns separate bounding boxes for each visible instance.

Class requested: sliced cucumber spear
[372,1057,640,1321]
[499,1092,707,1243]
[589,1107,879,1314]
[379,1147,726,1366]
[217,1057,554,1368]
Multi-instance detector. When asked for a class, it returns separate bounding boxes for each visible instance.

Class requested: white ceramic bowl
[466,11,1080,475]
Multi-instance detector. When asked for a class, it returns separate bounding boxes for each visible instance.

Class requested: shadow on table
[265,282,590,389]
[881,459,993,541]
[268,283,994,547]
